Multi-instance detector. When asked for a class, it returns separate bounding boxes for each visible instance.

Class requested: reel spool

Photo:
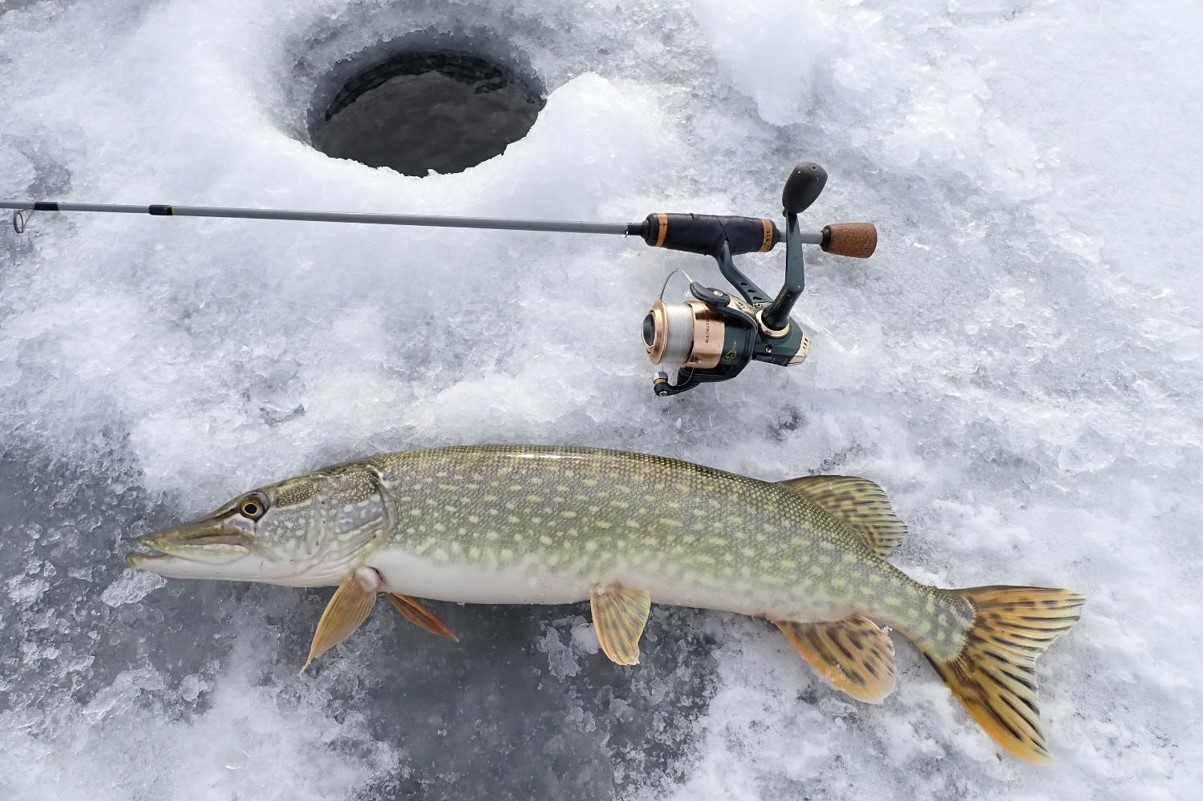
[642,275,796,391]
[637,163,876,395]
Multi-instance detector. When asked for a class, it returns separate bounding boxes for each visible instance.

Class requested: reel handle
[821,222,877,258]
[782,163,828,215]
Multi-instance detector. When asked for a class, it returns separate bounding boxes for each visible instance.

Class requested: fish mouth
[124,547,173,566]
[125,521,253,575]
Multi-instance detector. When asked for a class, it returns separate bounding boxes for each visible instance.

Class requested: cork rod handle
[821,223,877,258]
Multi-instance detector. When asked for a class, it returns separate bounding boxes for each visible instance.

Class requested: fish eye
[239,493,269,520]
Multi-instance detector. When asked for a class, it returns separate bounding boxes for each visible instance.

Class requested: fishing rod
[2,161,877,396]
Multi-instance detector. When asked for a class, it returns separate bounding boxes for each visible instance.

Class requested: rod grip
[639,213,780,256]
[821,223,877,258]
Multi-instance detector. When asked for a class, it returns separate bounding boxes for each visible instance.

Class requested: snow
[1,0,1200,799]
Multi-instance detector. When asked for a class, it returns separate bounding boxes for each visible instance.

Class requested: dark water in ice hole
[312,52,545,176]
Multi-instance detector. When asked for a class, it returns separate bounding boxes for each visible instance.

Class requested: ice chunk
[100,569,166,607]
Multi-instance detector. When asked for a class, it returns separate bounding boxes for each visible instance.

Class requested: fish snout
[126,520,254,573]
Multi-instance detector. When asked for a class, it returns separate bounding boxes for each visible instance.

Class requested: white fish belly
[368,549,848,623]
[369,550,592,605]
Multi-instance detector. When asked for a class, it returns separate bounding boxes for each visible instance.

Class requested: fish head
[126,464,389,586]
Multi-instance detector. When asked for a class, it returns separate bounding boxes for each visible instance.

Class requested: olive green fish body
[350,447,971,656]
[128,444,1083,763]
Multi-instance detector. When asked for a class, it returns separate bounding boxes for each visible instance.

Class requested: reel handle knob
[782,163,828,215]
[821,222,877,258]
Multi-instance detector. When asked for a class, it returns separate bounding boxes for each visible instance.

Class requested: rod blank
[2,200,843,252]
[0,200,632,236]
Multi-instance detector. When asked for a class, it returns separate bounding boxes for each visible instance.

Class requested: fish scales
[128,444,1084,763]
[349,446,968,654]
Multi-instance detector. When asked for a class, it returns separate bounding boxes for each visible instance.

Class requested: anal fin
[776,615,897,703]
[590,584,652,665]
[301,567,381,673]
[386,593,460,642]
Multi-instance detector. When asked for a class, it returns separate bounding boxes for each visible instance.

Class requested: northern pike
[126,445,1083,762]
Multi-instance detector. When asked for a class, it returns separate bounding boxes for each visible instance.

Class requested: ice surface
[1,0,1201,799]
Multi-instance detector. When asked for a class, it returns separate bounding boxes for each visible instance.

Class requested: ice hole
[310,50,545,176]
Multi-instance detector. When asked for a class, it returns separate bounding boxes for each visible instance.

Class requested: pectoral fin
[301,567,381,673]
[590,584,652,665]
[386,593,460,641]
[775,615,897,703]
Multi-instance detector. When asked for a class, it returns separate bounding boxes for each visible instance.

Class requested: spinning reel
[634,163,876,395]
[3,160,875,397]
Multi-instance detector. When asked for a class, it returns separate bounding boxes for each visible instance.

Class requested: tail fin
[922,586,1084,763]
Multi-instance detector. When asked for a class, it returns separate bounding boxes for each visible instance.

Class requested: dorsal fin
[778,475,907,559]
